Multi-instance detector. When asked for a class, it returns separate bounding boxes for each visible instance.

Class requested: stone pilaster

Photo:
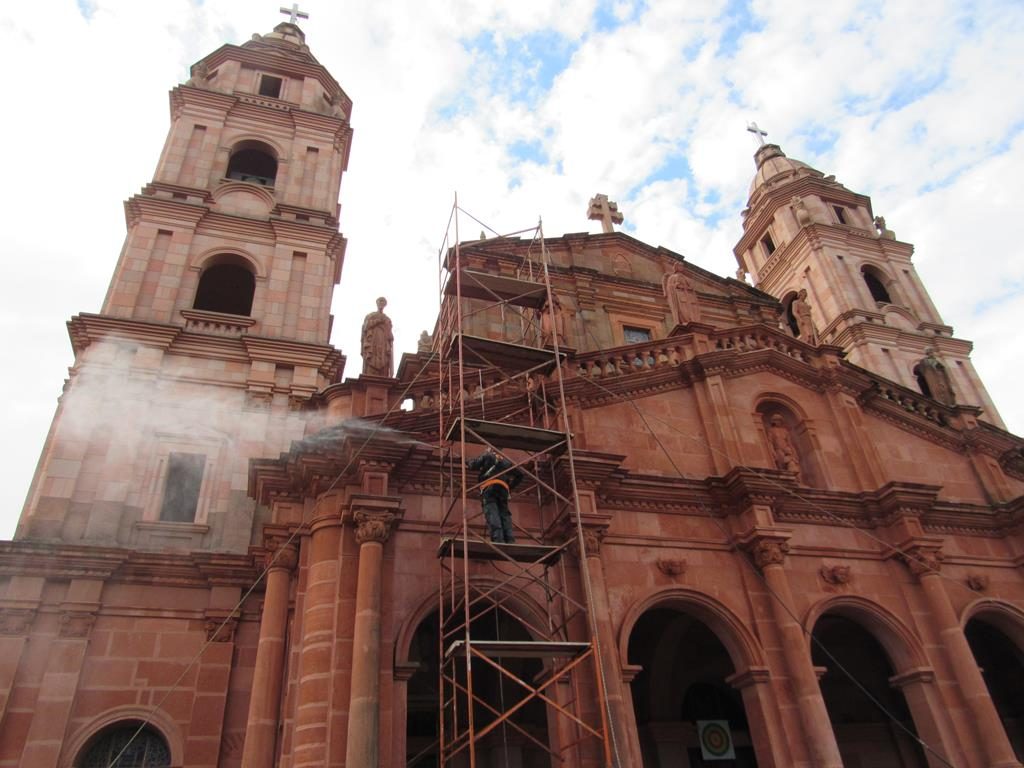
[19,579,101,768]
[292,493,344,768]
[345,495,402,768]
[740,533,844,768]
[241,530,298,768]
[898,545,1022,768]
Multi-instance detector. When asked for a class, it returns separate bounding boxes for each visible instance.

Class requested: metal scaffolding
[429,196,615,767]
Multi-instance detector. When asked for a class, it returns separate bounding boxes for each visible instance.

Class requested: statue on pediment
[914,348,955,406]
[361,297,394,377]
[663,263,701,326]
[792,289,818,345]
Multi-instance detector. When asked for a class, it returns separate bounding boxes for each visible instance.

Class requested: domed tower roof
[748,143,824,198]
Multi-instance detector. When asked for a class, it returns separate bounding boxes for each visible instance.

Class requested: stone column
[241,541,298,768]
[292,505,343,768]
[902,547,1022,768]
[18,579,101,768]
[344,506,400,768]
[574,525,644,768]
[747,537,844,768]
[0,575,43,724]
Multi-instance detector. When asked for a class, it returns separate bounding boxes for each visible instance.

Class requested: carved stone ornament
[656,559,688,578]
[206,617,238,643]
[966,573,989,592]
[264,541,299,572]
[820,564,852,585]
[566,525,606,558]
[354,510,398,545]
[60,611,97,638]
[900,547,944,578]
[0,608,35,636]
[749,539,790,570]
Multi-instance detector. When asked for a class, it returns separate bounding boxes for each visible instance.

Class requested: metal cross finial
[747,122,768,147]
[587,193,624,234]
[279,3,309,24]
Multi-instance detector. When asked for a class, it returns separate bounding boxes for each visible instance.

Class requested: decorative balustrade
[710,329,811,362]
[574,342,685,379]
[180,309,257,337]
[872,384,949,427]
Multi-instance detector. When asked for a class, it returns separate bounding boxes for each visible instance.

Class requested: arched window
[193,258,255,316]
[78,723,171,767]
[862,266,892,303]
[226,141,277,186]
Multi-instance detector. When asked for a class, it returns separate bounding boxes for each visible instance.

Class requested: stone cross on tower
[587,193,624,233]
[279,3,309,24]
[746,122,768,146]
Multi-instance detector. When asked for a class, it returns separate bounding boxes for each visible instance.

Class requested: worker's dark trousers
[481,490,514,543]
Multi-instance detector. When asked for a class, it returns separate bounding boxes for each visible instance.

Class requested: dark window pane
[624,326,651,344]
[193,263,255,315]
[159,452,205,523]
[81,725,171,767]
[258,75,283,98]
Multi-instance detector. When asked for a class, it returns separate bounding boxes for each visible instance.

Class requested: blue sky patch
[76,0,96,20]
[461,29,578,107]
[717,0,762,58]
[507,139,549,166]
[881,69,947,112]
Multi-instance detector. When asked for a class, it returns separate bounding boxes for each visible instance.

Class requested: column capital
[897,544,945,579]
[560,522,607,558]
[0,607,36,636]
[205,610,239,643]
[262,526,299,572]
[354,510,399,545]
[736,530,791,571]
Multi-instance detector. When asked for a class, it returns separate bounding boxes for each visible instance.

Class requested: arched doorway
[812,615,927,766]
[405,608,551,767]
[628,608,758,766]
[965,617,1024,759]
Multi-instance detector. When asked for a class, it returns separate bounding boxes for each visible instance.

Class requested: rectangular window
[623,326,652,344]
[832,206,848,224]
[258,75,283,98]
[159,452,206,523]
[761,233,776,256]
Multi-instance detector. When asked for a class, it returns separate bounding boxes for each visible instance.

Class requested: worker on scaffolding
[466,449,524,544]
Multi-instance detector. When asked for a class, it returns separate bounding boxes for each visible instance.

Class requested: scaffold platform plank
[446,417,567,453]
[438,536,562,565]
[446,333,566,375]
[444,269,548,309]
[445,639,590,660]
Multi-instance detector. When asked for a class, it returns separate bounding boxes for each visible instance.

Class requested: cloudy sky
[1,0,1022,538]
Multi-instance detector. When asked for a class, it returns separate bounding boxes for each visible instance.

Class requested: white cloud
[1,0,1022,538]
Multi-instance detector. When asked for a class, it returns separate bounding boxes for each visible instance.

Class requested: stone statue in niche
[361,297,394,377]
[767,414,803,483]
[539,294,567,348]
[915,348,956,406]
[874,215,896,240]
[663,263,701,326]
[792,289,818,345]
[791,195,813,227]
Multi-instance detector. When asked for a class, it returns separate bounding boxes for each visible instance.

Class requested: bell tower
[734,140,1003,427]
[17,20,351,550]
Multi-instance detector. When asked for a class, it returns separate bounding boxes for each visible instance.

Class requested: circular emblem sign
[700,721,732,757]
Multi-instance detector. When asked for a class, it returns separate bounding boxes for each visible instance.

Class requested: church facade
[2,19,1024,768]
